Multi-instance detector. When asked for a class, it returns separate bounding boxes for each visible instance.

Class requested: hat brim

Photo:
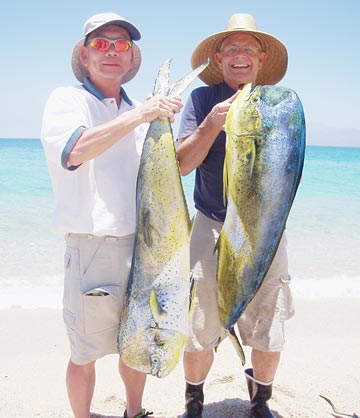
[191,29,288,86]
[71,39,141,84]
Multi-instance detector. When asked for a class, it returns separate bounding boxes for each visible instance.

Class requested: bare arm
[68,95,182,167]
[177,91,240,176]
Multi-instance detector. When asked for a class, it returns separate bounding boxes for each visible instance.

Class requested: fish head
[148,329,187,378]
[226,83,261,138]
[120,328,187,378]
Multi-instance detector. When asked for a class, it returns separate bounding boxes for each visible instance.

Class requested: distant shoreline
[0,137,39,140]
[1,138,360,148]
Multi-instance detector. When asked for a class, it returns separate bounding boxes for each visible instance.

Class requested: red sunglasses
[87,37,132,52]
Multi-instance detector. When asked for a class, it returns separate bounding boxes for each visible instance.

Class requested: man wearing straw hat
[177,14,294,418]
[41,12,181,418]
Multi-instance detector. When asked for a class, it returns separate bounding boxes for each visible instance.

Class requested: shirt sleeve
[41,86,89,170]
[177,94,198,140]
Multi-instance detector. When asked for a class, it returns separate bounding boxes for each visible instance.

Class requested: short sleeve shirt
[178,82,236,222]
[41,78,147,236]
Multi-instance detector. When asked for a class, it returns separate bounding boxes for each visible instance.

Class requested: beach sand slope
[0,298,359,418]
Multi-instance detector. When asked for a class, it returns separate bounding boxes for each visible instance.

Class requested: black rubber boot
[245,368,274,418]
[184,382,204,418]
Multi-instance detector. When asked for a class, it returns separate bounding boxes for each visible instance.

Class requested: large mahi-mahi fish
[217,83,306,364]
[118,59,209,378]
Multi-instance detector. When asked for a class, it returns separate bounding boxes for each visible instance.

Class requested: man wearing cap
[41,12,181,418]
[177,14,294,418]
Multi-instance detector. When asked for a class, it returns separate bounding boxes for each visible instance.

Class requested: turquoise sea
[0,139,359,309]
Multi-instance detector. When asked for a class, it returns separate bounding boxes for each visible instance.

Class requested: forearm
[68,107,145,166]
[177,114,222,176]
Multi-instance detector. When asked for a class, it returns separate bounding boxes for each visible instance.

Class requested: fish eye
[151,354,160,365]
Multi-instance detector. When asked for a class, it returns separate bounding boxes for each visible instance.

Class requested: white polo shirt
[41,78,147,237]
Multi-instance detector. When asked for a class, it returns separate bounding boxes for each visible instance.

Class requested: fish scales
[118,59,208,378]
[217,84,305,359]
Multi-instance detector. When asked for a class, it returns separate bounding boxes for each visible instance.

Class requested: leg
[239,234,292,417]
[251,349,280,382]
[66,359,95,418]
[183,349,214,383]
[182,213,224,418]
[119,358,147,417]
[245,365,275,418]
[182,350,214,418]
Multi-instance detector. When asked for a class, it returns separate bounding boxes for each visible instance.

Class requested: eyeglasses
[220,45,261,57]
[86,37,132,52]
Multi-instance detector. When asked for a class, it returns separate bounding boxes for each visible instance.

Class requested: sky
[2,0,360,147]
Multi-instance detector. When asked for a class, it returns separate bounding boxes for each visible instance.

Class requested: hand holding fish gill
[139,94,183,123]
[207,90,241,130]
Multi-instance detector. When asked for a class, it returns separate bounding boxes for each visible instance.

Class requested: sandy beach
[0,297,359,418]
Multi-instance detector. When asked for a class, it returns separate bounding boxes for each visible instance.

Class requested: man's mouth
[232,63,249,68]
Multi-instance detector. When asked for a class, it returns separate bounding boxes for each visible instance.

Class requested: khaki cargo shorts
[63,233,134,365]
[185,211,294,353]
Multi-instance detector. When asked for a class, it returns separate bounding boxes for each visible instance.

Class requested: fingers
[208,103,228,128]
[208,95,238,129]
[144,95,182,122]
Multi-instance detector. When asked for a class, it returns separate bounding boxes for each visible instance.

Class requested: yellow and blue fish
[118,59,208,378]
[217,83,306,363]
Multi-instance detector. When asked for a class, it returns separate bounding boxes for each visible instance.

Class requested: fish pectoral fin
[150,289,167,321]
[228,327,246,366]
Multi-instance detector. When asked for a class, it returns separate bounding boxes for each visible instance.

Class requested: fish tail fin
[169,59,210,98]
[153,59,172,96]
[228,327,246,366]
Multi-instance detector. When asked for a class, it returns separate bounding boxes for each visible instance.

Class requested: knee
[67,359,95,379]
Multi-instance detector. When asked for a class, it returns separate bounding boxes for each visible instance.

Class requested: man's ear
[258,51,266,70]
[215,51,223,70]
[80,46,89,67]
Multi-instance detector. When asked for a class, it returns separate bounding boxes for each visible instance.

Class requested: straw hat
[71,12,142,84]
[191,14,288,86]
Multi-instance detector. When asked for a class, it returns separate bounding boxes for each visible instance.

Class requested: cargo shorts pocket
[82,285,123,335]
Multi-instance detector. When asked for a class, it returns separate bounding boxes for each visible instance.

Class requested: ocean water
[0,139,359,309]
